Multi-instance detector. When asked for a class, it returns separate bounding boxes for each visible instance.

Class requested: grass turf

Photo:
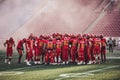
[0,50,120,80]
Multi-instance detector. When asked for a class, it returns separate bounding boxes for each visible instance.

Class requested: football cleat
[4,59,7,63]
[26,62,31,66]
[37,61,41,64]
[8,61,11,64]
[34,61,37,64]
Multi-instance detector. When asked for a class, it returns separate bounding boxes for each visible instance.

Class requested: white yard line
[107,57,120,59]
[0,56,119,76]
[0,65,42,76]
[55,65,120,80]
[0,71,24,75]
[9,65,43,71]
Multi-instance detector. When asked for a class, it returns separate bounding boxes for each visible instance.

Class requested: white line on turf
[0,65,42,76]
[107,57,120,59]
[0,56,119,76]
[55,65,120,80]
[8,65,43,71]
[0,71,24,75]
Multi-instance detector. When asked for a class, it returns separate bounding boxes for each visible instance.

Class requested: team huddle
[4,33,107,66]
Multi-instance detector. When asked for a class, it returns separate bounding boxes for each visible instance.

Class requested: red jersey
[63,37,69,46]
[25,39,34,51]
[56,40,62,49]
[85,39,91,47]
[71,38,78,47]
[101,38,106,47]
[78,39,85,49]
[46,40,54,49]
[17,40,24,50]
[94,38,101,47]
[38,39,44,47]
[4,40,15,48]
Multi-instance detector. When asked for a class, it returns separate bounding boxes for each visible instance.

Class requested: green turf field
[0,50,120,80]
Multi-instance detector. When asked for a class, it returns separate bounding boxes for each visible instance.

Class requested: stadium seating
[0,0,120,48]
[16,0,107,35]
[90,11,120,37]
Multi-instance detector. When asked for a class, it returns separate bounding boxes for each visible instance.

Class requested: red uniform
[77,38,85,63]
[37,39,44,62]
[85,39,92,63]
[94,38,101,55]
[33,38,39,63]
[70,38,78,62]
[4,38,15,64]
[90,38,95,63]
[45,40,55,64]
[62,37,69,64]
[93,38,101,64]
[25,39,33,62]
[55,39,62,63]
[17,40,24,54]
[101,38,106,54]
[4,39,15,58]
[17,40,24,63]
[101,38,107,63]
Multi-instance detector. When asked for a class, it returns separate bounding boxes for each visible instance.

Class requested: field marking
[0,71,24,76]
[107,57,120,59]
[55,65,120,80]
[0,56,119,76]
[4,56,120,71]
[0,65,43,76]
[0,65,44,76]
